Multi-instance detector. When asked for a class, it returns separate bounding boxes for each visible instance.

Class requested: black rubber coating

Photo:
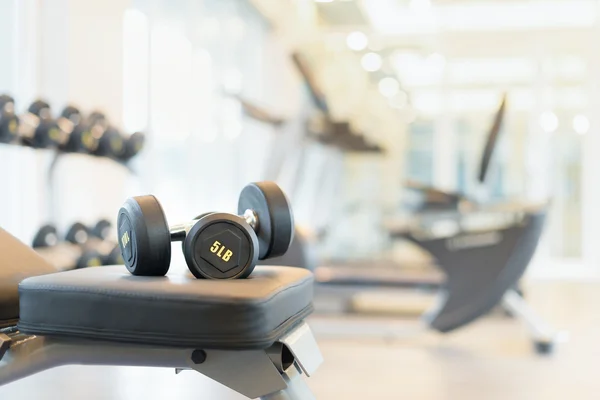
[61,105,81,121]
[194,212,216,220]
[64,124,97,153]
[120,131,145,162]
[238,181,294,260]
[32,225,58,248]
[91,219,112,240]
[96,127,125,158]
[0,112,18,144]
[104,244,124,265]
[28,100,51,117]
[33,119,63,149]
[117,195,171,276]
[178,212,217,252]
[0,94,14,108]
[87,111,107,126]
[183,213,258,279]
[534,341,554,355]
[65,222,89,245]
[76,250,103,269]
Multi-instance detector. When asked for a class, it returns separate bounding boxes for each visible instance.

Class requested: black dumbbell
[91,219,112,240]
[118,131,145,162]
[58,106,99,154]
[116,181,294,279]
[19,100,67,149]
[32,224,59,248]
[63,222,105,268]
[86,219,124,265]
[87,111,144,162]
[64,222,90,245]
[86,111,127,159]
[0,95,19,144]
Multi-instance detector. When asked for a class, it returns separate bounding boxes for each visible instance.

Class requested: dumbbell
[88,111,144,161]
[64,221,120,267]
[0,95,19,144]
[58,106,99,154]
[86,219,123,265]
[119,131,145,162]
[19,100,67,149]
[116,181,294,279]
[86,111,127,159]
[32,223,103,270]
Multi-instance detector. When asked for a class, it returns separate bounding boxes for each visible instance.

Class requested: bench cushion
[17,266,314,349]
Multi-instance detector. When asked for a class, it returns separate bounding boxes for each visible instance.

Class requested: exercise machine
[0,227,323,399]
[268,54,559,354]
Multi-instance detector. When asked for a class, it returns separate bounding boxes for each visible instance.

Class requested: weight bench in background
[0,228,323,399]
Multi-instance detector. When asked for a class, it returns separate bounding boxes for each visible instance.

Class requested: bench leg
[260,364,315,400]
[501,289,565,355]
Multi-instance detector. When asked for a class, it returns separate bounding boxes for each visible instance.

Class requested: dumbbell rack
[1,96,144,251]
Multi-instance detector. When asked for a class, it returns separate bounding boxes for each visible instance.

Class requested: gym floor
[1,281,597,400]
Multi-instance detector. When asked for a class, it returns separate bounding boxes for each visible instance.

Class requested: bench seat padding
[18,266,314,349]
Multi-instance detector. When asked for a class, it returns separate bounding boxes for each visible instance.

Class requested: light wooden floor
[1,281,599,399]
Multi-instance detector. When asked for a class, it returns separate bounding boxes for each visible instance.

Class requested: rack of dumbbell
[0,94,144,163]
[0,93,144,270]
[32,220,123,271]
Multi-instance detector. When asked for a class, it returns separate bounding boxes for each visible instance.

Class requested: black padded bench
[0,228,322,399]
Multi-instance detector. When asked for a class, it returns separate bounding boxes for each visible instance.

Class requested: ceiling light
[346,31,368,51]
[361,52,382,72]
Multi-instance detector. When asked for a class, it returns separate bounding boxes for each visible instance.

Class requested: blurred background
[1,0,600,398]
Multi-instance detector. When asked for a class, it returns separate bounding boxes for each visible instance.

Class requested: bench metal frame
[0,322,322,399]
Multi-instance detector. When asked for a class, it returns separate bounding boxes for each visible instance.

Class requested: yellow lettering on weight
[121,231,130,247]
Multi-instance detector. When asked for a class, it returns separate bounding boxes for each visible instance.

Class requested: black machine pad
[18,266,314,349]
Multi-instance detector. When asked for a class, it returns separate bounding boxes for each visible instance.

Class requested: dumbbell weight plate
[64,124,98,153]
[0,113,18,144]
[61,105,81,123]
[65,222,89,245]
[183,213,258,279]
[28,100,51,118]
[117,195,171,276]
[92,219,112,240]
[59,106,98,153]
[104,243,124,265]
[0,95,18,144]
[120,131,145,162]
[88,111,107,126]
[96,127,125,158]
[30,119,64,149]
[238,182,294,260]
[32,224,59,248]
[76,250,103,269]
[179,212,216,253]
[195,212,216,220]
[0,94,14,108]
